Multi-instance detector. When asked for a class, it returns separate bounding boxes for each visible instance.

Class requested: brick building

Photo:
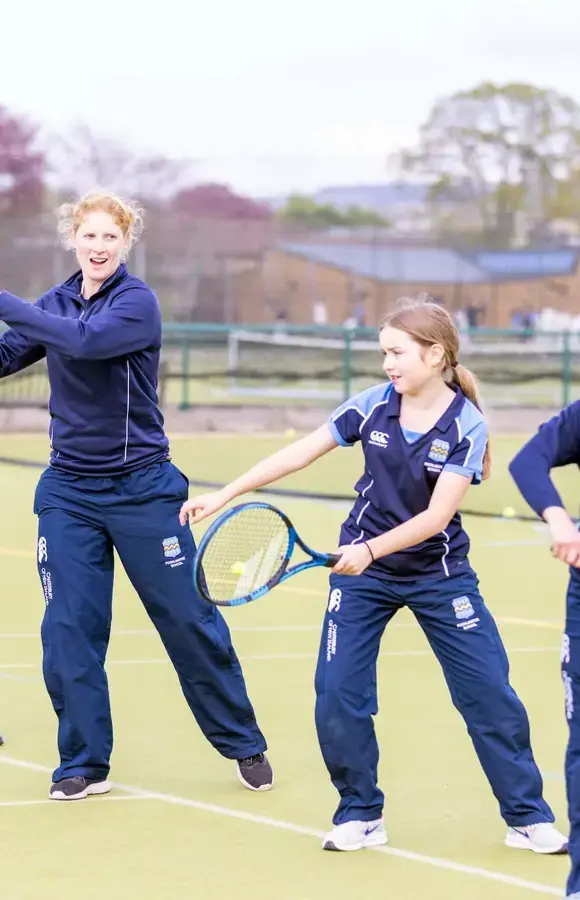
[242,244,580,328]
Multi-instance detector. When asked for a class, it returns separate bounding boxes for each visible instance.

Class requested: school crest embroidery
[452,596,475,620]
[428,438,450,463]
[162,536,181,559]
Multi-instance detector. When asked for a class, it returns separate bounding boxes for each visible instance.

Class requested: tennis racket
[192,501,341,607]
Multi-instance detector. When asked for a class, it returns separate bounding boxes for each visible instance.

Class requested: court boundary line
[0,795,155,808]
[0,623,417,639]
[0,646,561,672]
[0,753,562,896]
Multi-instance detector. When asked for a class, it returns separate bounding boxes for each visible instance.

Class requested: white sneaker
[505,823,568,855]
[322,818,388,852]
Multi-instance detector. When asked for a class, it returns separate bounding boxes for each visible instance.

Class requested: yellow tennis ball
[503,506,516,518]
[285,428,296,438]
[231,561,245,575]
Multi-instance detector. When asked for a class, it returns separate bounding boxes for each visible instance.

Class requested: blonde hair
[57,189,144,259]
[380,295,491,480]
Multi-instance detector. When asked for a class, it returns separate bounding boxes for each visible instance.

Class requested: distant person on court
[510,406,580,898]
[180,296,567,854]
[0,190,272,800]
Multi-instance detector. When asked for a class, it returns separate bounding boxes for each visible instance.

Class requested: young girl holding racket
[180,297,566,854]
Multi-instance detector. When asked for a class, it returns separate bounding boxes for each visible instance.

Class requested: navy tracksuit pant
[315,571,554,828]
[563,576,580,899]
[33,462,266,783]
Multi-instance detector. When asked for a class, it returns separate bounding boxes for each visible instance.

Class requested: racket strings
[198,507,291,602]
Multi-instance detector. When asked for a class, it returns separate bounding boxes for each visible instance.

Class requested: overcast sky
[2,0,579,196]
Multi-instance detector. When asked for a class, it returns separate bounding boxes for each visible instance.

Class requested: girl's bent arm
[366,472,472,560]
[180,425,339,525]
[217,425,338,503]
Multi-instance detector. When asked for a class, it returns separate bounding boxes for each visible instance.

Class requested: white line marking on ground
[484,540,547,548]
[0,663,36,669]
[0,547,35,559]
[0,623,417,639]
[0,754,562,896]
[498,617,561,631]
[0,647,561,673]
[235,623,419,631]
[0,673,38,682]
[0,619,557,640]
[103,646,563,663]
[0,795,155,808]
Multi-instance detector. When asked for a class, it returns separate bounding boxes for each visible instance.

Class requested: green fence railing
[0,323,578,410]
[159,323,578,411]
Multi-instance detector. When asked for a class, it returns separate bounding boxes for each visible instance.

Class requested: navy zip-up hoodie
[0,265,170,476]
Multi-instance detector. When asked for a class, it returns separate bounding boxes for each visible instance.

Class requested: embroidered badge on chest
[427,438,450,463]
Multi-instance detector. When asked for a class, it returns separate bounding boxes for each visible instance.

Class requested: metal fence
[1,323,578,411]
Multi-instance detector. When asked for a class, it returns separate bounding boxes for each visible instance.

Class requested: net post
[562,329,572,408]
[343,327,353,401]
[227,327,239,391]
[179,338,190,410]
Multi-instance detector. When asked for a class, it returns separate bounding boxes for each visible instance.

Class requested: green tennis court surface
[0,433,574,899]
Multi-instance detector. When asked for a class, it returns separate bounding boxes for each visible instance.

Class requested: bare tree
[0,105,45,214]
[48,123,195,202]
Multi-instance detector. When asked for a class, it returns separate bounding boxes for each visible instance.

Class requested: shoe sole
[49,780,111,801]
[236,766,274,792]
[504,834,569,855]
[323,833,388,852]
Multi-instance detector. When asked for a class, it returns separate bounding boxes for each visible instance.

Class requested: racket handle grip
[324,553,342,567]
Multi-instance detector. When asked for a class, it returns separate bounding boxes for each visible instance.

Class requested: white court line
[0,619,560,642]
[0,754,561,896]
[0,647,561,672]
[498,617,561,631]
[0,673,38,682]
[0,620,556,641]
[484,540,547,548]
[0,623,417,640]
[0,663,38,670]
[0,795,155,808]
[238,647,560,662]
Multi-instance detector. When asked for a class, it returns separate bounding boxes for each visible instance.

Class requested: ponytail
[450,363,491,480]
[380,293,491,479]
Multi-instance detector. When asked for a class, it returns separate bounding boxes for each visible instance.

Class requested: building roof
[278,242,580,284]
[468,250,579,278]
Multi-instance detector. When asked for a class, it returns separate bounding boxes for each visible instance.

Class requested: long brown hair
[380,296,491,480]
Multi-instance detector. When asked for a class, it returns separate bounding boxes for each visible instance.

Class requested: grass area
[0,434,575,899]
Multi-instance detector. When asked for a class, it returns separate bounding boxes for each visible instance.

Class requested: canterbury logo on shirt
[369,430,389,448]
